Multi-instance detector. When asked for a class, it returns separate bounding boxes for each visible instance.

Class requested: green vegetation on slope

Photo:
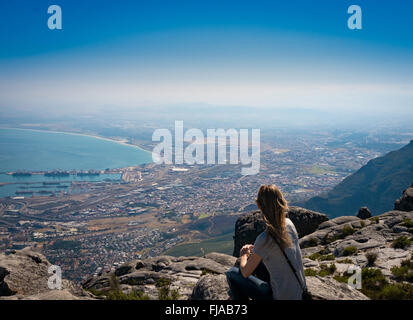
[164,232,234,257]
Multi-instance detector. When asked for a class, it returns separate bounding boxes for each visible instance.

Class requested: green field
[163,232,234,257]
[198,213,209,220]
[307,165,336,175]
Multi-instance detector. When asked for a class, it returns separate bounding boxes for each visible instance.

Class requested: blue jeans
[226,266,273,300]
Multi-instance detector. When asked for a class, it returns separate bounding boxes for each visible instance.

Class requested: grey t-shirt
[252,218,306,300]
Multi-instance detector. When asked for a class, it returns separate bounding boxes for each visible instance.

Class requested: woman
[226,184,307,300]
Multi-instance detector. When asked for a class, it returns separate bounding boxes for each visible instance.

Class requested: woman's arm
[239,245,262,278]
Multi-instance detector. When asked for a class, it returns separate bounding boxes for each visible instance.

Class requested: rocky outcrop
[0,248,92,300]
[83,253,237,300]
[233,207,328,256]
[5,187,413,300]
[357,207,372,219]
[300,210,413,292]
[83,250,369,300]
[394,183,413,212]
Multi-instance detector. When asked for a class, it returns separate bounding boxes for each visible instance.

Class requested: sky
[0,0,412,118]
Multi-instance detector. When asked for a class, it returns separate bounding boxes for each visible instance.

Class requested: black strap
[273,237,307,291]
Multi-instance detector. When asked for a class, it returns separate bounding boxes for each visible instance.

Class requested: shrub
[359,268,388,299]
[304,268,318,276]
[320,254,336,261]
[337,258,353,264]
[360,267,413,300]
[318,264,337,277]
[391,257,413,282]
[333,273,350,284]
[341,225,356,238]
[308,252,322,261]
[378,283,413,300]
[365,251,378,266]
[158,286,180,300]
[156,277,172,288]
[369,217,379,224]
[401,257,412,268]
[391,265,410,281]
[342,246,357,256]
[401,218,413,228]
[322,234,337,244]
[360,221,366,228]
[392,236,412,249]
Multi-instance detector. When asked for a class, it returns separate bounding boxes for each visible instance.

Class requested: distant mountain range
[297,140,413,217]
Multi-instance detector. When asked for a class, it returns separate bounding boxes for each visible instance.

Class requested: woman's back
[252,218,306,300]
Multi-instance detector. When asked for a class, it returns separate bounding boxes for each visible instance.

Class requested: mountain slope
[298,140,413,217]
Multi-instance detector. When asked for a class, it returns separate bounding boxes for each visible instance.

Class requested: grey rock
[306,276,369,300]
[394,183,413,212]
[190,274,230,300]
[392,225,409,233]
[0,248,91,299]
[357,207,372,219]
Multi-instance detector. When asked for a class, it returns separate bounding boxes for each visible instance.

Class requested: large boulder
[0,248,91,300]
[357,207,372,219]
[232,211,266,257]
[233,207,328,256]
[394,183,413,212]
[190,274,230,300]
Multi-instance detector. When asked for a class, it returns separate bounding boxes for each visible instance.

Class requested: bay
[0,128,153,172]
[0,128,153,198]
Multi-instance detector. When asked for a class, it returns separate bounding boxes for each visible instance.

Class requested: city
[0,130,386,282]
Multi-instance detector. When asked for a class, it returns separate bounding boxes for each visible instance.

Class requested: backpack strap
[273,237,307,291]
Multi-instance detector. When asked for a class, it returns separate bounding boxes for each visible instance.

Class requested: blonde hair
[256,184,292,249]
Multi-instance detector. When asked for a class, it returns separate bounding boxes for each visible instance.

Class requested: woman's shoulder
[285,218,299,237]
[255,230,268,243]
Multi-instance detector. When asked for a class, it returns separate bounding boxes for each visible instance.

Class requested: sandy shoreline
[0,126,152,154]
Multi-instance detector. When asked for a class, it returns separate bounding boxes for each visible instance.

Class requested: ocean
[0,128,153,198]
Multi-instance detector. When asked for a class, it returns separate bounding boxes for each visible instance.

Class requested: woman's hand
[240,244,253,257]
[239,244,262,278]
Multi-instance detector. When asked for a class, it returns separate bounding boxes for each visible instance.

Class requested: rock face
[0,248,91,300]
[233,207,328,256]
[394,183,413,212]
[306,276,368,300]
[357,207,372,219]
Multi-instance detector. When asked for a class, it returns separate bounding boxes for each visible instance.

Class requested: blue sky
[0,0,412,116]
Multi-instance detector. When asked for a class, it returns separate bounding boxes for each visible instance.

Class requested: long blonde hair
[256,184,292,249]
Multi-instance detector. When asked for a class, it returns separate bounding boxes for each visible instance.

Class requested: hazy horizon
[1,0,413,121]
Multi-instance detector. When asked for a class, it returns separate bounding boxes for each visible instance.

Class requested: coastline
[0,126,153,154]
